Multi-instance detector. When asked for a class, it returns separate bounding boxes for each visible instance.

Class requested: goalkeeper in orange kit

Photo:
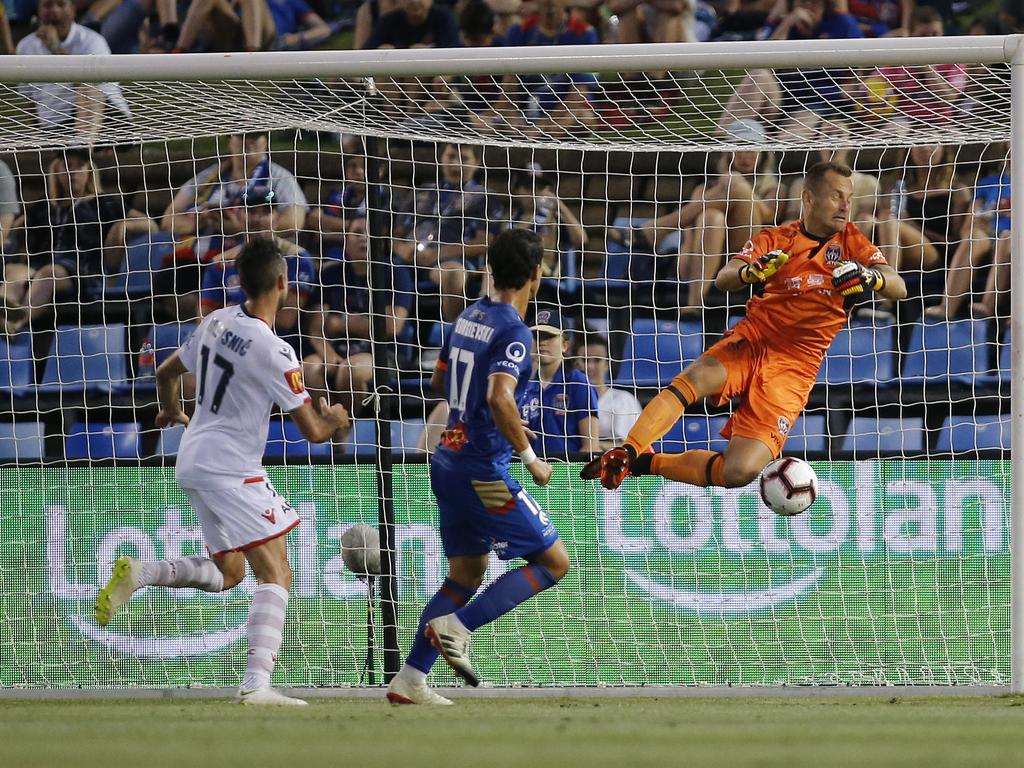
[582,161,908,491]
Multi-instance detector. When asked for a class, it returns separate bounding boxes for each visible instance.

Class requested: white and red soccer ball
[759,457,818,517]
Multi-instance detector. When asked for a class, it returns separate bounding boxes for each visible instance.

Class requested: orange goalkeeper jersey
[734,220,887,362]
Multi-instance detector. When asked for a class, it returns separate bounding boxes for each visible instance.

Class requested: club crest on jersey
[825,244,842,264]
[284,368,304,395]
[777,416,791,436]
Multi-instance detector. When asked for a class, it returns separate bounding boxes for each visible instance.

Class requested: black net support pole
[364,97,400,683]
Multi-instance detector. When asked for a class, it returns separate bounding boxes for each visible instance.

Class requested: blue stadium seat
[0,335,34,395]
[0,421,45,460]
[66,422,140,459]
[391,419,425,453]
[104,232,176,298]
[996,326,1010,385]
[840,416,924,454]
[615,319,704,388]
[784,414,828,454]
[935,415,1010,452]
[342,419,378,455]
[38,325,128,393]
[156,424,186,456]
[654,415,729,453]
[902,319,988,383]
[817,319,896,385]
[151,322,197,369]
[264,419,333,458]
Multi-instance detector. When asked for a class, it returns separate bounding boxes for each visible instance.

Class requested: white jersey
[176,305,310,489]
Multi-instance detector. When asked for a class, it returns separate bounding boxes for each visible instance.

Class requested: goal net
[0,38,1016,689]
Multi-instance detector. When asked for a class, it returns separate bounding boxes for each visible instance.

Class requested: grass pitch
[3,694,1024,768]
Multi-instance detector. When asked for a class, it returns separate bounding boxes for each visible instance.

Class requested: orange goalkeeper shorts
[703,322,821,457]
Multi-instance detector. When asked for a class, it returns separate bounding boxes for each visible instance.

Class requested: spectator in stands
[158,131,307,318]
[361,0,462,49]
[716,0,862,139]
[305,215,414,415]
[488,0,522,39]
[611,120,778,313]
[82,0,180,53]
[0,2,15,54]
[308,154,369,260]
[175,0,330,52]
[11,149,154,332]
[862,7,967,129]
[710,0,776,41]
[576,333,642,450]
[500,0,600,135]
[925,153,1010,320]
[391,142,503,321]
[521,307,599,458]
[16,0,132,138]
[354,0,400,49]
[872,144,969,277]
[162,131,307,239]
[847,0,911,36]
[506,164,586,279]
[606,0,698,45]
[0,158,26,333]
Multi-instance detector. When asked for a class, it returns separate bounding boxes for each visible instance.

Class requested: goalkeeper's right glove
[739,250,789,284]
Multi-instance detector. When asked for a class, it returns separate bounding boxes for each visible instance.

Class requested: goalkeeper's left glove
[831,261,885,296]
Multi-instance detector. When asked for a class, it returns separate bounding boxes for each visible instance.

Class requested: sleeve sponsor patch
[284,367,305,395]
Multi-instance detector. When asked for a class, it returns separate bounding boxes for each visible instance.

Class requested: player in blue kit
[386,228,572,706]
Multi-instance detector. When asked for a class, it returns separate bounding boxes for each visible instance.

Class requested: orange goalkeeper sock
[650,450,726,487]
[624,374,698,455]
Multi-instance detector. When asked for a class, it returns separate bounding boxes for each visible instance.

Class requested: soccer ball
[759,457,817,517]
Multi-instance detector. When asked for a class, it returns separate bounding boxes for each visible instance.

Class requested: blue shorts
[431,460,559,561]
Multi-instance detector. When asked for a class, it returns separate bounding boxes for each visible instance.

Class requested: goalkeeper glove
[740,250,789,284]
[831,261,885,296]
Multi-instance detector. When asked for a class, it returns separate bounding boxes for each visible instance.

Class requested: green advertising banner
[0,461,1009,688]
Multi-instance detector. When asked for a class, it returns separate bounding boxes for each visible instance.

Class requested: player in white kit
[95,237,349,706]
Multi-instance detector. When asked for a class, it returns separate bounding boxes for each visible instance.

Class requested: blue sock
[456,564,557,632]
[406,578,477,674]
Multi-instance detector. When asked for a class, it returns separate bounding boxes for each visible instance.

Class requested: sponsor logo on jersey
[505,341,527,363]
[284,368,304,395]
[784,277,802,291]
[824,244,842,264]
[807,273,825,287]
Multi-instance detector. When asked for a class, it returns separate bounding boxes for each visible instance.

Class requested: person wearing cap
[522,308,599,459]
[157,132,307,319]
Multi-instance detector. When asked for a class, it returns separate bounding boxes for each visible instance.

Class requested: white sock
[397,663,427,686]
[141,557,224,592]
[241,583,289,693]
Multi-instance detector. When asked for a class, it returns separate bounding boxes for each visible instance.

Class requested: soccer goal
[0,35,1019,691]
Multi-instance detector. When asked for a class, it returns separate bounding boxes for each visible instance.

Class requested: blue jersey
[522,366,598,458]
[435,297,533,476]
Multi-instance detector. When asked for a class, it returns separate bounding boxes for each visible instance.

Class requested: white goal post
[0,35,1019,691]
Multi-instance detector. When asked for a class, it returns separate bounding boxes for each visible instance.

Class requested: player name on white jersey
[175,305,310,490]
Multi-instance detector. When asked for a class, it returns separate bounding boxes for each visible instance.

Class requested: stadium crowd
[0,0,1019,459]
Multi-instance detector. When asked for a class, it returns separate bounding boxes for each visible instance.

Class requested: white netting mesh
[0,47,1014,688]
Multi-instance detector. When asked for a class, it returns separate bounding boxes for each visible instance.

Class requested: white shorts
[184,476,299,557]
